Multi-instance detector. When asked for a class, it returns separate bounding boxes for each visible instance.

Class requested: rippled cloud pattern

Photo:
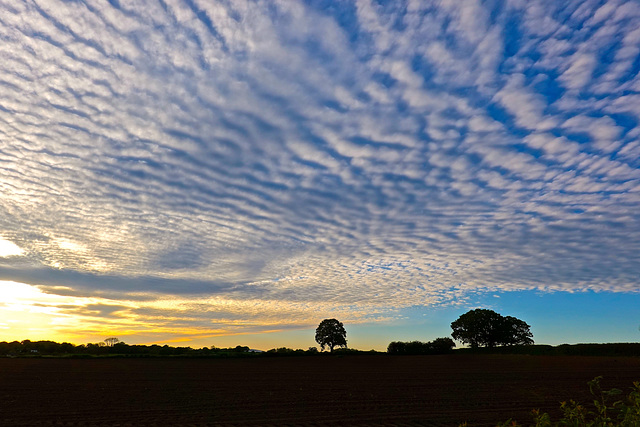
[1,0,639,337]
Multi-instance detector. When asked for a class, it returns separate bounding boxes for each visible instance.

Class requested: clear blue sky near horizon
[0,0,639,351]
[226,290,640,351]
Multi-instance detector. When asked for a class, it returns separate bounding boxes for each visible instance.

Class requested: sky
[0,0,639,351]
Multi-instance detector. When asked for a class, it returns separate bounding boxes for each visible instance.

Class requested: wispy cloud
[0,0,638,340]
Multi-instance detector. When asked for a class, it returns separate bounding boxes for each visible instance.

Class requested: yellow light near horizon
[0,281,61,341]
[0,281,99,342]
[0,281,367,349]
[0,239,23,257]
[0,281,45,303]
[0,281,155,344]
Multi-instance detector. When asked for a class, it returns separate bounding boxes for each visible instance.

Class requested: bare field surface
[1,354,639,426]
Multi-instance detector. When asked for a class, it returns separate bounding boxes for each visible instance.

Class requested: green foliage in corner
[468,376,640,427]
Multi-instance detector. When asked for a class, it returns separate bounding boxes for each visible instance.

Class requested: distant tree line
[0,340,77,355]
[264,346,377,356]
[0,338,374,358]
[3,339,638,358]
[387,337,456,355]
[4,310,637,359]
[0,340,265,357]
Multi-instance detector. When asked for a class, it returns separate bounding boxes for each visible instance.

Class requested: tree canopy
[315,318,347,352]
[450,309,533,348]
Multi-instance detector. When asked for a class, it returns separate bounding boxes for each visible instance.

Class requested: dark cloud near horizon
[0,0,639,323]
[0,264,246,298]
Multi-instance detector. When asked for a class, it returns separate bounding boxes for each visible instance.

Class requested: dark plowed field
[1,354,639,426]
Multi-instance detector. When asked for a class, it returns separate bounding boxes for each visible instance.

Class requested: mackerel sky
[0,0,639,348]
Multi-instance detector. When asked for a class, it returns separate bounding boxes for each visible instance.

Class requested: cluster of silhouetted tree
[311,311,533,357]
[450,308,534,348]
[385,309,533,355]
[264,346,376,356]
[387,337,456,355]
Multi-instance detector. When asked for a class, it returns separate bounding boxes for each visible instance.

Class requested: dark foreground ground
[1,354,639,426]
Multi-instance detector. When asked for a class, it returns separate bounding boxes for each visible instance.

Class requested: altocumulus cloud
[0,0,639,338]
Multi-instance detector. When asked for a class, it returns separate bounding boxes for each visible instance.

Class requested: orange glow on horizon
[0,281,324,349]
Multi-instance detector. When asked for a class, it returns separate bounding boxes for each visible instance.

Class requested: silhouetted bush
[266,347,297,355]
[485,377,640,427]
[387,337,456,355]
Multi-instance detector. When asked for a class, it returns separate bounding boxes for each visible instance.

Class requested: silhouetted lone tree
[315,319,347,352]
[451,309,533,348]
[104,337,120,347]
